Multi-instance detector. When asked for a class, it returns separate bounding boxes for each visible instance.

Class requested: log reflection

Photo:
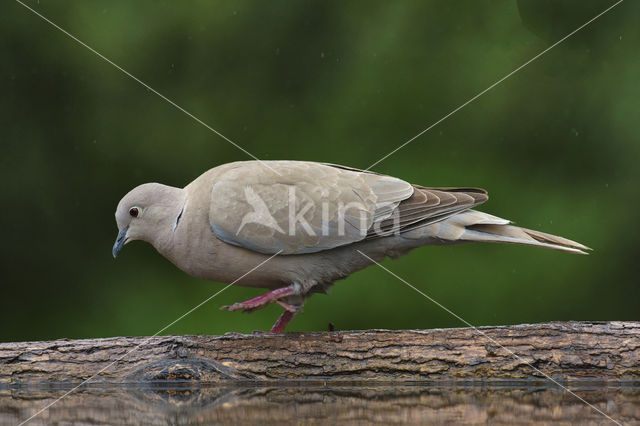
[3,385,638,424]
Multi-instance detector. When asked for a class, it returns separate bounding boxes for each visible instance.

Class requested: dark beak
[112,226,129,258]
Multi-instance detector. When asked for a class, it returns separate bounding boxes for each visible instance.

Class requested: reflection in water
[2,385,639,424]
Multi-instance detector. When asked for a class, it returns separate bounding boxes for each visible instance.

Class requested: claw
[220,303,242,312]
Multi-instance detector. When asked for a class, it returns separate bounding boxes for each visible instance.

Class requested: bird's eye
[129,207,139,218]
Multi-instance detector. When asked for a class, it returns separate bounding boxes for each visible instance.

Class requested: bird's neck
[149,186,187,255]
[155,179,225,280]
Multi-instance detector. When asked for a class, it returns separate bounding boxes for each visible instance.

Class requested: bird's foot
[221,284,304,333]
[221,285,298,313]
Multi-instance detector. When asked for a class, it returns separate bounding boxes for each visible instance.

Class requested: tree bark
[2,321,639,385]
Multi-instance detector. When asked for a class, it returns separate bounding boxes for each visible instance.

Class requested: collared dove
[113,160,589,332]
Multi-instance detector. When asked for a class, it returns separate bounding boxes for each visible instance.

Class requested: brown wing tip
[420,186,488,204]
[457,188,488,204]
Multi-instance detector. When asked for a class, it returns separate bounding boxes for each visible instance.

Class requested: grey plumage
[113,160,589,332]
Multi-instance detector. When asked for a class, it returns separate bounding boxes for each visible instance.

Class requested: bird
[113,160,589,333]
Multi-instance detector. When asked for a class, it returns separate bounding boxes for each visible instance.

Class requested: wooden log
[1,321,639,386]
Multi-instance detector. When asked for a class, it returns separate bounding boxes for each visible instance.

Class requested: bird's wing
[208,161,489,254]
[322,163,489,239]
[208,161,413,254]
[366,185,489,238]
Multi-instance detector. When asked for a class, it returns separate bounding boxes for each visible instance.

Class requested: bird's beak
[112,226,129,258]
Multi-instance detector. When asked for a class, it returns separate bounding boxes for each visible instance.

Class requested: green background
[2,0,637,341]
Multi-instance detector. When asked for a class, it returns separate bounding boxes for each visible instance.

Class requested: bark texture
[2,321,639,385]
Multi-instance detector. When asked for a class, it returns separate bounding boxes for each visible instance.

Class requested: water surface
[2,384,638,424]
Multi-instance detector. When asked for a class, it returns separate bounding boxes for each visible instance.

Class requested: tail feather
[426,209,591,254]
[464,223,590,254]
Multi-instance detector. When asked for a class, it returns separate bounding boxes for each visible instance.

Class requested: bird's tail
[429,210,590,254]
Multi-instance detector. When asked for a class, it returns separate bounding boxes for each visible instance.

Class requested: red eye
[129,207,139,217]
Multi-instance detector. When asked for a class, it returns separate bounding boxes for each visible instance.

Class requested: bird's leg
[221,285,298,313]
[222,284,306,333]
[270,309,298,333]
[276,300,299,312]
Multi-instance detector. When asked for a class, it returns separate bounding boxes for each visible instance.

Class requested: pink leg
[221,285,297,313]
[270,310,298,333]
[276,300,299,312]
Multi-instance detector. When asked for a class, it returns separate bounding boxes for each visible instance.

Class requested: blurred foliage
[1,0,638,341]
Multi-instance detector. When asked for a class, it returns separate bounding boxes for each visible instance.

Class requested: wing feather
[368,187,488,238]
[207,161,488,254]
[208,161,413,254]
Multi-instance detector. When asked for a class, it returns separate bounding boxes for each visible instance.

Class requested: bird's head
[113,183,184,258]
